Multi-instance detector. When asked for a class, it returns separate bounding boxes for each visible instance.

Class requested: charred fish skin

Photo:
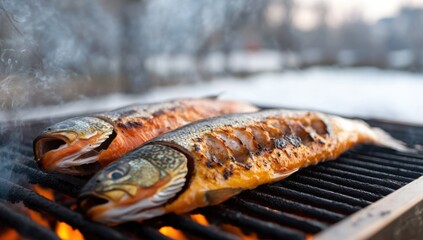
[33,98,258,175]
[151,110,406,214]
[80,109,407,224]
[94,98,257,166]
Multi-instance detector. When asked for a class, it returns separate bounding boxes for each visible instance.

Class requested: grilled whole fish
[79,110,408,225]
[33,98,258,175]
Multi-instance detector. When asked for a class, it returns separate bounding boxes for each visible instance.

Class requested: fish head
[33,117,116,175]
[78,145,188,225]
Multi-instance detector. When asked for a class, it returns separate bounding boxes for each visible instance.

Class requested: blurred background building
[1,0,423,122]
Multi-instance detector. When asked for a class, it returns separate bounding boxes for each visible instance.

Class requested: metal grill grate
[0,118,422,240]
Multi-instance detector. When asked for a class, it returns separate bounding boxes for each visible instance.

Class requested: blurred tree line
[0,0,423,107]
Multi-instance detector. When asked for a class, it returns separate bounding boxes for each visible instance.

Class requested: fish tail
[331,116,414,153]
[369,126,414,153]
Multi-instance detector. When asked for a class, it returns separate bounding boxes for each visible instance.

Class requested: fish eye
[106,166,127,180]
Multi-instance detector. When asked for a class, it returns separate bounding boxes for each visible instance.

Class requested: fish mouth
[79,185,171,225]
[34,130,116,175]
[78,192,118,224]
[79,188,151,225]
[34,133,74,160]
[70,162,102,175]
[79,177,188,224]
[79,192,112,214]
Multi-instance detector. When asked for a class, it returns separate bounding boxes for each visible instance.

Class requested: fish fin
[204,188,244,205]
[201,92,225,100]
[414,144,423,152]
[334,117,416,153]
[370,127,416,153]
[272,168,299,181]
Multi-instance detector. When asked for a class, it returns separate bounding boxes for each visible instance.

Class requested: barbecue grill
[1,114,422,240]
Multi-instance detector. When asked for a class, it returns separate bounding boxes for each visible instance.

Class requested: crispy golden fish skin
[33,98,258,175]
[79,110,408,225]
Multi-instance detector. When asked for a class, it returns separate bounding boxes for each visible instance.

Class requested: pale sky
[294,0,423,30]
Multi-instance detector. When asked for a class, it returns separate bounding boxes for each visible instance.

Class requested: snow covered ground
[2,67,423,124]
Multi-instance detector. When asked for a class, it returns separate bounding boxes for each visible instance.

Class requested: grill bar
[0,201,59,240]
[345,152,423,172]
[0,178,129,240]
[323,161,413,183]
[350,146,423,160]
[229,197,328,233]
[203,205,305,240]
[340,157,422,179]
[288,175,383,202]
[310,165,403,189]
[315,176,423,240]
[162,215,238,240]
[259,185,361,214]
[242,191,345,223]
[119,223,171,240]
[301,169,395,195]
[3,163,81,198]
[279,180,372,207]
[0,117,422,240]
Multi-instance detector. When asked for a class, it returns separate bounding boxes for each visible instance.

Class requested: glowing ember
[159,226,187,240]
[56,222,84,240]
[30,184,54,227]
[221,224,258,240]
[0,229,19,240]
[32,184,84,240]
[190,214,209,226]
[28,209,50,228]
[33,184,54,201]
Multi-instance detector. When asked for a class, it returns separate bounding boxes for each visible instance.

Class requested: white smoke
[0,0,119,112]
[0,0,256,120]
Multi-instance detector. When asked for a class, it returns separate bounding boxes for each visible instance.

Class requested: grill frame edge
[315,176,423,240]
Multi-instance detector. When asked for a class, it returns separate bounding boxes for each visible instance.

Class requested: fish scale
[79,109,410,224]
[34,98,257,175]
[151,110,408,215]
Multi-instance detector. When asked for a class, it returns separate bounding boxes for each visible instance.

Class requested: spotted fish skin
[34,98,258,175]
[79,109,407,224]
[144,110,405,215]
[94,98,258,166]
